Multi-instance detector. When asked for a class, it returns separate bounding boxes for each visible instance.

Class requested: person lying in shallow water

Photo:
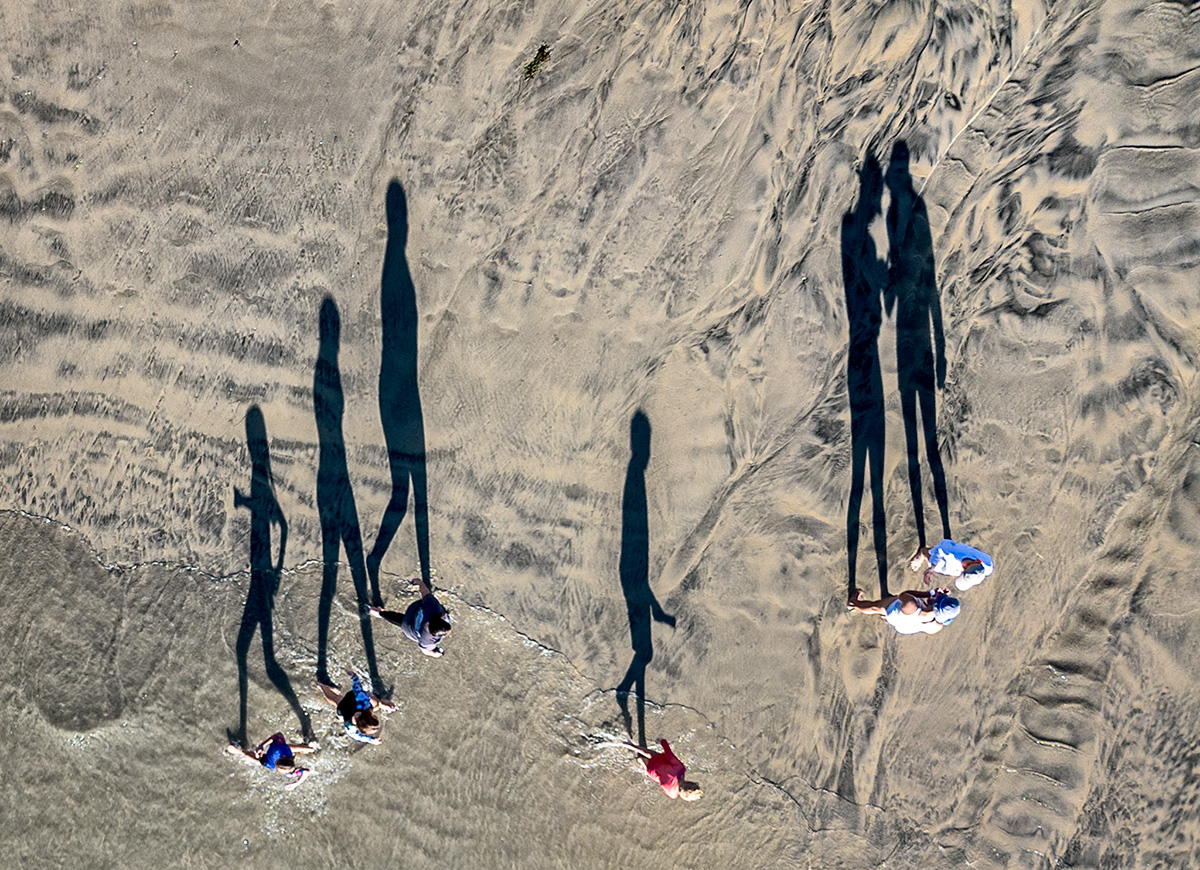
[847,587,960,634]
[225,732,315,790]
[622,739,703,800]
[318,671,395,745]
[370,577,451,658]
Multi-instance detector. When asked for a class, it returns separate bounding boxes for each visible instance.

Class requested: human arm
[225,743,263,766]
[909,546,931,571]
[283,768,312,791]
[847,589,894,615]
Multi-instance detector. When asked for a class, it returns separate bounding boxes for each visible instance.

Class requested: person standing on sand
[910,539,994,591]
[622,739,703,801]
[370,577,451,658]
[318,671,394,745]
[224,732,316,790]
[847,587,960,635]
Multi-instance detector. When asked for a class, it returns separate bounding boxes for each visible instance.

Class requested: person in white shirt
[847,587,960,635]
[910,538,993,591]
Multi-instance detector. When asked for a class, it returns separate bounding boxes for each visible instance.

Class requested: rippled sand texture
[4,0,1200,867]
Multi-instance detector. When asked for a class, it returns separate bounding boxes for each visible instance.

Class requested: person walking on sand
[847,587,960,635]
[622,739,703,801]
[225,732,316,790]
[370,577,451,658]
[318,671,394,745]
[910,538,994,591]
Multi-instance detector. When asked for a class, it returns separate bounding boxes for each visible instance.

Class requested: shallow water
[0,512,829,869]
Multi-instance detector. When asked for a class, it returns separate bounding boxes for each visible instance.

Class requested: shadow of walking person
[366,180,430,604]
[884,141,951,551]
[314,297,388,697]
[231,405,314,746]
[615,410,675,748]
[842,155,891,600]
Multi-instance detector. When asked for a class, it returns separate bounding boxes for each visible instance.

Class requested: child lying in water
[225,732,315,790]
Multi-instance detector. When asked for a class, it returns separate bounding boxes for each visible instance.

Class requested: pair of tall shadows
[884,142,950,551]
[841,142,951,600]
[615,411,675,748]
[365,180,430,602]
[232,406,313,746]
[314,297,386,695]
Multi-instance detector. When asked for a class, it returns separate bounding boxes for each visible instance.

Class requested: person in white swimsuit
[847,587,960,634]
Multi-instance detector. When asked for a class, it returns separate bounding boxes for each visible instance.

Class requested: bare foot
[369,606,382,618]
[909,546,930,571]
[847,589,863,609]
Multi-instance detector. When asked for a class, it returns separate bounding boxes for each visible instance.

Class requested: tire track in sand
[941,384,1200,867]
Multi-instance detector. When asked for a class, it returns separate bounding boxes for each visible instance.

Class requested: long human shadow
[231,405,314,746]
[615,410,675,748]
[314,297,387,696]
[842,155,890,600]
[884,141,951,549]
[366,180,430,604]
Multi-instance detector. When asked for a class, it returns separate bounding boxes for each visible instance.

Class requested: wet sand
[4,1,1200,867]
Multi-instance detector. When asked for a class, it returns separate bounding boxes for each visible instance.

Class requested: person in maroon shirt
[624,739,703,800]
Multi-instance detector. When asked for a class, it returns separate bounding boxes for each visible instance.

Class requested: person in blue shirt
[370,577,451,658]
[225,732,315,790]
[318,671,394,744]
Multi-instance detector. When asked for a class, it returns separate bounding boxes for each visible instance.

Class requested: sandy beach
[3,1,1200,867]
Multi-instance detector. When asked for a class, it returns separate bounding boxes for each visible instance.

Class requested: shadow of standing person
[314,297,388,696]
[842,155,891,600]
[231,405,314,746]
[366,180,430,605]
[884,141,951,551]
[615,410,675,748]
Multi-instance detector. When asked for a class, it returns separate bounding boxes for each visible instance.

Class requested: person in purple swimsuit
[225,732,315,790]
